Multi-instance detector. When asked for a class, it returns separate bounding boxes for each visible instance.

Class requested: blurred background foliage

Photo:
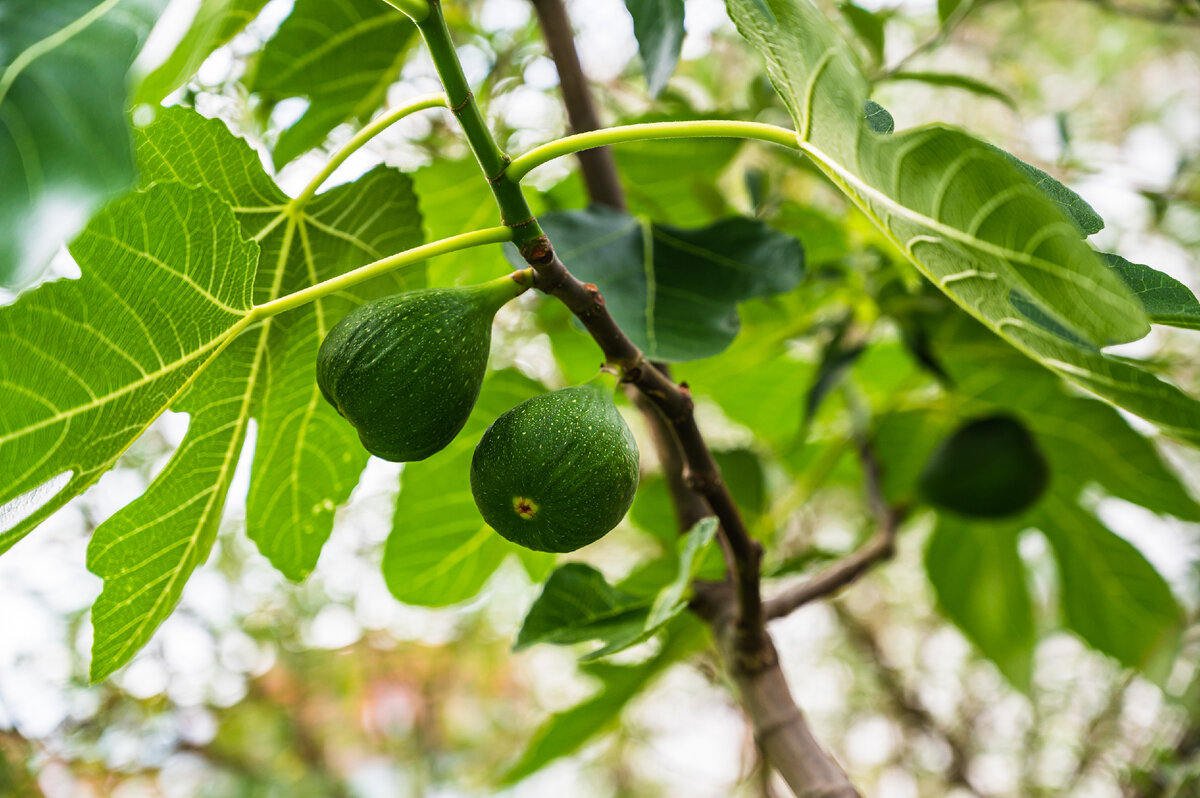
[2,0,1199,795]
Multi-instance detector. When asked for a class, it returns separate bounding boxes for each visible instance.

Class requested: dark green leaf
[863,99,894,134]
[516,564,650,651]
[1105,253,1200,330]
[0,0,165,287]
[1037,496,1182,672]
[925,517,1035,689]
[623,0,686,96]
[250,0,415,167]
[522,208,804,361]
[514,519,717,658]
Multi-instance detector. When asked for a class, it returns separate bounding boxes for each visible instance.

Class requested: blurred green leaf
[623,0,685,96]
[1037,496,1182,672]
[412,158,513,286]
[134,0,268,105]
[937,0,963,23]
[523,208,804,361]
[925,517,1035,689]
[0,0,166,287]
[384,370,546,607]
[250,0,415,167]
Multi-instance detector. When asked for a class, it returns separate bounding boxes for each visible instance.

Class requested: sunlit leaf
[137,106,426,583]
[134,0,268,105]
[0,183,258,556]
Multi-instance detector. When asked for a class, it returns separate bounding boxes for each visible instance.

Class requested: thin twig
[528,0,627,210]
[763,441,903,620]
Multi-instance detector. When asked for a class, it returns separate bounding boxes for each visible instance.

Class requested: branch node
[487,154,513,184]
[449,90,475,113]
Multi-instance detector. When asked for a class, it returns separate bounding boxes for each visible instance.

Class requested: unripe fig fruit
[470,379,640,552]
[918,414,1048,519]
[317,271,531,462]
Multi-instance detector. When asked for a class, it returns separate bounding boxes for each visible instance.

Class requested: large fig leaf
[10,105,426,681]
[726,0,1200,445]
[136,107,425,584]
[0,183,258,556]
[0,0,166,287]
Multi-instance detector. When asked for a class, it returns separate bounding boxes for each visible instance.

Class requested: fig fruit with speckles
[470,381,640,552]
[317,272,530,462]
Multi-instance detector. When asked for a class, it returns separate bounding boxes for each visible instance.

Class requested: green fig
[470,380,640,552]
[317,271,530,462]
[918,414,1049,519]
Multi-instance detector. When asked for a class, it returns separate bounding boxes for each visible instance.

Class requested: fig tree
[316,271,531,462]
[470,380,640,552]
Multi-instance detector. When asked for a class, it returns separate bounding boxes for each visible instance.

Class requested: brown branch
[764,441,903,620]
[528,0,627,210]
[524,6,857,795]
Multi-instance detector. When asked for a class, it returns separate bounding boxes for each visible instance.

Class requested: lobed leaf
[0,182,258,555]
[137,106,425,583]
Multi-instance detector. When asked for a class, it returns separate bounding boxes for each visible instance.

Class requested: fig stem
[291,92,448,207]
[508,120,801,182]
[250,226,514,320]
